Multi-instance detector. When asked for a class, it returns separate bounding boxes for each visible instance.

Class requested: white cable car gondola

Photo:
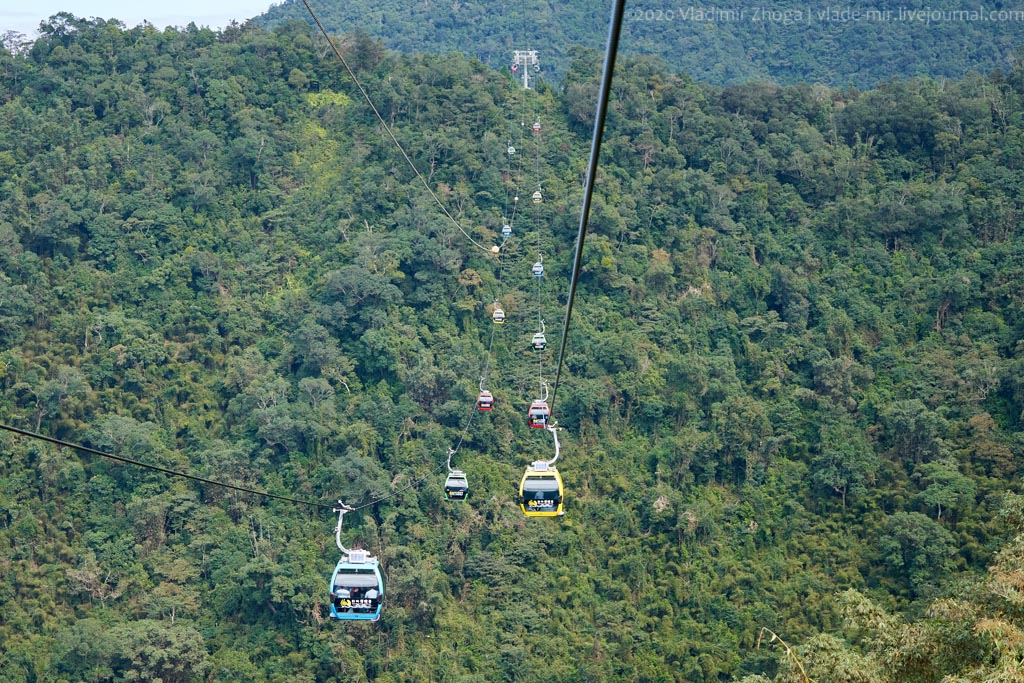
[502,224,512,239]
[532,120,541,134]
[507,144,516,156]
[531,260,544,278]
[444,448,469,500]
[329,504,384,622]
[531,320,547,351]
[532,189,542,204]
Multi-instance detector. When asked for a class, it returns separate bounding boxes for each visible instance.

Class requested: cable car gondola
[532,190,543,204]
[531,332,547,351]
[518,461,564,517]
[531,260,544,278]
[492,304,506,325]
[527,400,550,428]
[329,505,384,622]
[444,469,469,500]
[477,390,494,411]
[507,145,516,156]
[502,224,512,239]
[532,121,541,134]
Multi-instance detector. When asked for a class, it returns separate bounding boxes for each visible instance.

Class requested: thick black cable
[550,0,626,413]
[0,422,335,509]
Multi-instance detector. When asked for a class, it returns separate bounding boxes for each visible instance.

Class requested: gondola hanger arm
[334,501,354,554]
[546,422,561,466]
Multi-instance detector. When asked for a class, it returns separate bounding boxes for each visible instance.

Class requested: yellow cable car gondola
[492,303,506,324]
[518,460,564,517]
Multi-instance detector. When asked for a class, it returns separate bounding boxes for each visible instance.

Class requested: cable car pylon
[329,502,384,622]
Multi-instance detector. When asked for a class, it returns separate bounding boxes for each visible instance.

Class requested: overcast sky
[1,0,276,37]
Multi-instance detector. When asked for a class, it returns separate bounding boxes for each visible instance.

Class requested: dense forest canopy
[2,10,1024,682]
[259,0,1024,87]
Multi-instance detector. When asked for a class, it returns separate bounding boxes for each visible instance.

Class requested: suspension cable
[550,0,626,413]
[301,0,494,254]
[0,422,335,509]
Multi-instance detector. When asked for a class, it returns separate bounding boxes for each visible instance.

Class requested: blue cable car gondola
[329,505,384,622]
[531,260,544,278]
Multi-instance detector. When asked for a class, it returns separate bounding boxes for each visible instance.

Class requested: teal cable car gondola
[329,504,384,622]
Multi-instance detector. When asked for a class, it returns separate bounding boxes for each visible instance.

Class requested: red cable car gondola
[527,400,550,429]
[477,390,494,411]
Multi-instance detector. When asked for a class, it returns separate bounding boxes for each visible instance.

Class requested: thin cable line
[348,458,451,511]
[0,423,335,509]
[301,0,493,254]
[550,0,626,413]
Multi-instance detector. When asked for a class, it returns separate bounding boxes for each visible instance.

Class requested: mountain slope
[260,0,1024,86]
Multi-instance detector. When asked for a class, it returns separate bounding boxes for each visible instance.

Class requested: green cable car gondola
[444,469,469,500]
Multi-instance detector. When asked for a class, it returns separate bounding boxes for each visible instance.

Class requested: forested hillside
[260,0,1024,86]
[3,13,1024,682]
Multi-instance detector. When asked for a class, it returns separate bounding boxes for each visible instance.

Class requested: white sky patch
[0,0,277,37]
